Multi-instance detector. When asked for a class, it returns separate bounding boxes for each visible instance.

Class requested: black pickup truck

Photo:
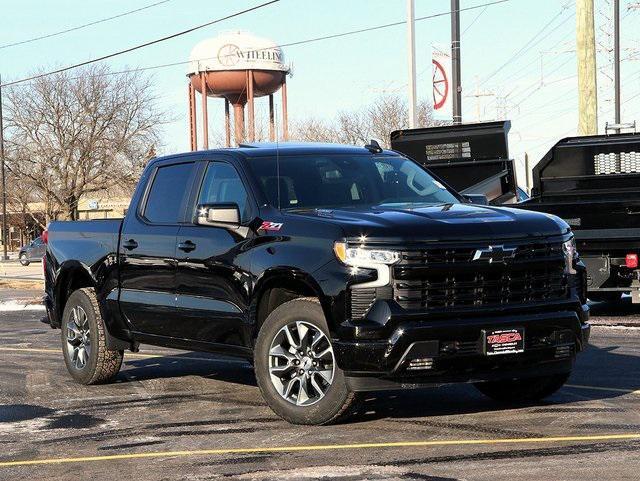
[44,142,590,425]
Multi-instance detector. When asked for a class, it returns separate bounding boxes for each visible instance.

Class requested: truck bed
[47,219,123,268]
[520,198,640,245]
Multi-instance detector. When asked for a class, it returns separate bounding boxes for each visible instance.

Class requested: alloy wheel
[65,306,91,370]
[268,321,335,406]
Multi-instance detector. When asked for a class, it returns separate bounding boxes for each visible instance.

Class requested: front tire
[19,254,29,266]
[61,288,123,385]
[254,297,357,425]
[474,372,570,404]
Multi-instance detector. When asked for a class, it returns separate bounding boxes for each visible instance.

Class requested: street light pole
[451,0,462,124]
[0,75,8,261]
[614,0,621,131]
[407,0,418,128]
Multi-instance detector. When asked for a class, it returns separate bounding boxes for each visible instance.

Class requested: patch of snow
[0,300,46,312]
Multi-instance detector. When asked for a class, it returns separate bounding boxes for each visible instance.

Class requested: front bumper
[334,303,590,392]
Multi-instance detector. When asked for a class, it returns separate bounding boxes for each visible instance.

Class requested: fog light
[407,358,434,371]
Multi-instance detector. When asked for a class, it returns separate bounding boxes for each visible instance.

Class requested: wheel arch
[250,268,334,341]
[53,261,97,328]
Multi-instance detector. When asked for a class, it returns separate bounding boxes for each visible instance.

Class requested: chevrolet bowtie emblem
[472,245,517,263]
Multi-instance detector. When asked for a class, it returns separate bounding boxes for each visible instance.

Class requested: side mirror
[463,194,489,206]
[196,203,240,227]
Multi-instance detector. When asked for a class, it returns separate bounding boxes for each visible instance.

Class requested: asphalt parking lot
[1,289,639,480]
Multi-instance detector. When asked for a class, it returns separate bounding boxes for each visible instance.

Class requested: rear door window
[144,162,195,224]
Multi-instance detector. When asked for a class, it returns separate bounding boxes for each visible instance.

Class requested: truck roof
[149,142,401,165]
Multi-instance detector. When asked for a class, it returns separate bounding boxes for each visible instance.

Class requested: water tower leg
[247,71,255,142]
[224,99,231,148]
[189,82,197,151]
[281,77,289,140]
[234,103,245,145]
[268,94,275,141]
[200,72,209,149]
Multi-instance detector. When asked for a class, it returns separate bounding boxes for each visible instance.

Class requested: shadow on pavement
[110,339,639,423]
[118,352,257,387]
[589,296,640,320]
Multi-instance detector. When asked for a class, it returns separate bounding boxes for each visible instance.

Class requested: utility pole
[466,77,494,121]
[407,0,418,128]
[0,75,7,261]
[614,0,621,131]
[451,0,462,124]
[577,0,598,135]
[524,152,532,195]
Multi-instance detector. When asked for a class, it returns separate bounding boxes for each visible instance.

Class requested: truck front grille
[393,242,569,311]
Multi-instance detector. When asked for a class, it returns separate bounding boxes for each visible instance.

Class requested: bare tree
[5,65,166,221]
[5,168,51,230]
[290,95,443,148]
[290,117,340,144]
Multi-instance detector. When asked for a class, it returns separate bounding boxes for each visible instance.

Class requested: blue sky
[2,0,639,187]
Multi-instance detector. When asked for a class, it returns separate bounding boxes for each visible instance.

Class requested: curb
[590,320,640,328]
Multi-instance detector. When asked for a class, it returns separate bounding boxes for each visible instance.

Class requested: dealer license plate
[483,328,525,356]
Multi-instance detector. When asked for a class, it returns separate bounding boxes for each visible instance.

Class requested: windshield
[247,154,459,210]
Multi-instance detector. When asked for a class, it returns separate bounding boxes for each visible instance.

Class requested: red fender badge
[259,221,283,231]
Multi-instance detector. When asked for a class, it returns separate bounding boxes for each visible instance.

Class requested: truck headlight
[563,237,577,275]
[334,242,399,289]
[333,242,399,266]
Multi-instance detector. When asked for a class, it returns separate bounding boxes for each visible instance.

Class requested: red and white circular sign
[432,59,449,110]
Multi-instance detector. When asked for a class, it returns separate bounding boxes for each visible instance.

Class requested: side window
[144,162,194,224]
[198,162,250,222]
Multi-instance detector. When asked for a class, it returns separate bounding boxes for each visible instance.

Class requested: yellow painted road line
[0,433,639,468]
[565,384,640,395]
[0,347,241,364]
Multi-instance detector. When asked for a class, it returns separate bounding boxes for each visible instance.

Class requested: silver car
[19,236,46,266]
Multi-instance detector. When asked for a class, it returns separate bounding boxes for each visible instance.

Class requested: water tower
[187,31,289,149]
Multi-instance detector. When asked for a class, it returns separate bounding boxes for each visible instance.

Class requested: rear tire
[19,254,29,266]
[254,297,358,425]
[474,373,570,404]
[61,288,123,385]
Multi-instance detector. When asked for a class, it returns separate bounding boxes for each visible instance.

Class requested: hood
[285,203,569,242]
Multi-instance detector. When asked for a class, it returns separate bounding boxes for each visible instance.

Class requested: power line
[512,67,640,156]
[376,0,510,94]
[479,11,577,113]
[0,0,280,88]
[462,6,488,37]
[491,22,576,88]
[1,0,512,90]
[486,4,639,113]
[0,0,174,50]
[478,1,574,88]
[505,53,638,120]
[259,0,512,51]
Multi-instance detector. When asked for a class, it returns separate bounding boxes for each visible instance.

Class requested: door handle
[627,206,640,215]
[122,239,138,250]
[178,240,196,252]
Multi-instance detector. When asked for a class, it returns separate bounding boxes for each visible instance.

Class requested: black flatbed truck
[390,121,523,205]
[519,131,640,303]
